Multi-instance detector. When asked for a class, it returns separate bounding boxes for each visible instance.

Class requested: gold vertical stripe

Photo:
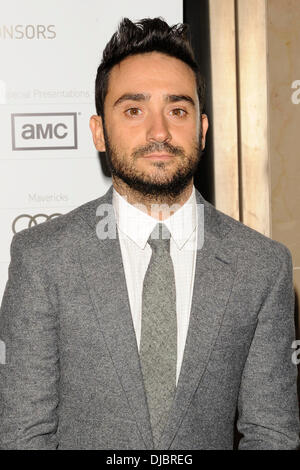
[208,0,240,221]
[236,0,270,236]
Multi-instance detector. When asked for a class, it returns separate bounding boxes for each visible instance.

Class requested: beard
[102,122,202,199]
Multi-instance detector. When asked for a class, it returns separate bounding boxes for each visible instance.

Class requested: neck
[112,176,194,221]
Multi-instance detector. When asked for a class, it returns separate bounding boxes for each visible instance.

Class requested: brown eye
[171,108,187,117]
[125,108,142,117]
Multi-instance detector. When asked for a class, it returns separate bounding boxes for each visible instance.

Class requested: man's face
[90,52,208,197]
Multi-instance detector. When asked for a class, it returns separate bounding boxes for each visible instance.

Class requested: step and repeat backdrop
[0,0,183,298]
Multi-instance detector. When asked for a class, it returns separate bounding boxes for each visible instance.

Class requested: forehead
[106,52,197,100]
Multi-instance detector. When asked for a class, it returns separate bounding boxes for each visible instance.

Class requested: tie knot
[147,223,171,253]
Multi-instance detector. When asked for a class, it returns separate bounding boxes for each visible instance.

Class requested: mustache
[131,142,186,158]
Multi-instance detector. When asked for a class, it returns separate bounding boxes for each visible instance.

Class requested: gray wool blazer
[0,185,299,450]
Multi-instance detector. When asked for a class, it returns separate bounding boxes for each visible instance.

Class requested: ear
[89,115,106,152]
[200,114,209,150]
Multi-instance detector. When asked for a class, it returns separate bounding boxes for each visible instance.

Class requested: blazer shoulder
[10,194,106,255]
[204,198,292,266]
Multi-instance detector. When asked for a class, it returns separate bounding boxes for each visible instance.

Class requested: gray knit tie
[140,222,177,447]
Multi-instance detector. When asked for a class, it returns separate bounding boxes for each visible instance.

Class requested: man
[0,17,299,450]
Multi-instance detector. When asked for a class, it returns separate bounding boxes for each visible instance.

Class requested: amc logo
[11,112,78,150]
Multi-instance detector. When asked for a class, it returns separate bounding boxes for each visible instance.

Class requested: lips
[142,153,174,159]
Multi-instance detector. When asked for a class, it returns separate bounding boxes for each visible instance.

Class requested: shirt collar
[112,186,197,250]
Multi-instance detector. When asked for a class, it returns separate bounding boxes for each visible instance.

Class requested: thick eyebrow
[165,94,195,106]
[113,93,195,107]
[113,93,150,107]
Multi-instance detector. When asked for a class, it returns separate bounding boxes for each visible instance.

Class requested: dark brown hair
[95,17,205,117]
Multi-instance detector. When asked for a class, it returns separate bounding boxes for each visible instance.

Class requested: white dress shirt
[112,186,198,384]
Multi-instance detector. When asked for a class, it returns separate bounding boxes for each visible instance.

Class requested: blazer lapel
[76,185,238,450]
[158,192,238,450]
[77,187,153,449]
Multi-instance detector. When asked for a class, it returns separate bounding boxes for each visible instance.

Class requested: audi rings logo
[12,213,62,234]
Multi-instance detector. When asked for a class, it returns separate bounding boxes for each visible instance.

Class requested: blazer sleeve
[0,233,59,449]
[237,246,300,449]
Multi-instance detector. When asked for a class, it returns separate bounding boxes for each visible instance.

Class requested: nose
[146,111,171,144]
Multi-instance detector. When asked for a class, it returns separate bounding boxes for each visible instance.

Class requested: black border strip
[183,0,214,203]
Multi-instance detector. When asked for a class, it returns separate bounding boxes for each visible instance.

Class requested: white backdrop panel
[0,0,183,298]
